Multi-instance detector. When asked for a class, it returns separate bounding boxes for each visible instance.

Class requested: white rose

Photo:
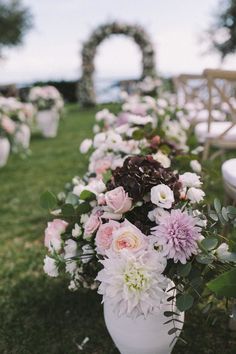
[190,160,202,173]
[187,187,205,203]
[43,256,59,277]
[180,172,202,188]
[151,184,174,209]
[153,151,171,168]
[93,132,106,148]
[80,139,92,154]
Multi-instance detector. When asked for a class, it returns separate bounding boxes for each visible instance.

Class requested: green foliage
[0,0,32,52]
[40,191,57,210]
[207,268,236,297]
[211,0,236,57]
[176,294,194,312]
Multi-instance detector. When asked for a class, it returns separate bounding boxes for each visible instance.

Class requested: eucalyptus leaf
[61,203,75,217]
[40,191,57,210]
[65,192,79,206]
[176,294,194,312]
[177,262,192,277]
[201,238,218,251]
[214,198,221,213]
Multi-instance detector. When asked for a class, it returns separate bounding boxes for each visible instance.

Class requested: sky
[0,0,235,84]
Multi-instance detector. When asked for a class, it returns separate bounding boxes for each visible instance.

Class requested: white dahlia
[96,249,169,318]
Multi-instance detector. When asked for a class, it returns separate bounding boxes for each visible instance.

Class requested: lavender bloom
[151,209,202,264]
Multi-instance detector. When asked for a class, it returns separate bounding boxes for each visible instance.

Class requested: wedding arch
[78,22,157,106]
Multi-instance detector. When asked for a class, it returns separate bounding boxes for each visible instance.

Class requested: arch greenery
[79,22,157,106]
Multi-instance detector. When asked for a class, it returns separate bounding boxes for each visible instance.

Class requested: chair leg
[202,140,210,161]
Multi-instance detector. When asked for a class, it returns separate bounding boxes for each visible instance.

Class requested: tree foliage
[0,0,32,53]
[211,0,236,57]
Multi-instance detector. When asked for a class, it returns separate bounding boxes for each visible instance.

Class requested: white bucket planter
[15,124,31,149]
[104,289,184,354]
[36,110,59,138]
[0,137,10,167]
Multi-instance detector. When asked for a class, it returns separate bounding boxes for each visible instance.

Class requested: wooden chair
[222,158,236,205]
[194,69,236,160]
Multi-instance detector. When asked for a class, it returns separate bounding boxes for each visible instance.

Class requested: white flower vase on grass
[103,285,184,354]
[0,137,10,167]
[15,124,31,149]
[36,109,60,138]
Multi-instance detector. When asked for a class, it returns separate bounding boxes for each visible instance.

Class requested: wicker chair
[194,69,236,160]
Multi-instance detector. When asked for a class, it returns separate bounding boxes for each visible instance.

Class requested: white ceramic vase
[104,289,184,354]
[15,124,31,149]
[36,109,59,138]
[0,137,10,167]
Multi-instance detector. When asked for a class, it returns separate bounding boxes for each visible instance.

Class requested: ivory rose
[105,187,132,214]
[112,220,147,253]
[95,220,120,255]
[44,219,68,252]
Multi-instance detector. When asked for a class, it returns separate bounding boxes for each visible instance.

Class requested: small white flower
[148,207,169,223]
[153,151,171,168]
[43,256,59,277]
[187,187,205,203]
[151,184,174,209]
[215,243,231,261]
[72,223,82,237]
[190,160,202,173]
[180,172,202,188]
[80,214,89,224]
[80,139,92,154]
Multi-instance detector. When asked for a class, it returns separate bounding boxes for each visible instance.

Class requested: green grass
[0,104,235,353]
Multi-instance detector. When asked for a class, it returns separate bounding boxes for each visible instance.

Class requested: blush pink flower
[112,219,147,253]
[94,158,111,175]
[84,213,101,236]
[44,219,68,252]
[1,116,16,134]
[105,187,132,214]
[151,209,202,264]
[95,220,120,255]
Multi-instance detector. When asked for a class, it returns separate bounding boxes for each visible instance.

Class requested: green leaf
[207,268,236,298]
[40,191,57,210]
[214,198,221,213]
[61,203,75,217]
[79,190,96,201]
[65,192,79,206]
[201,238,218,251]
[168,327,180,335]
[209,211,218,222]
[196,253,214,264]
[102,170,112,184]
[177,262,192,277]
[222,207,229,222]
[76,202,91,215]
[132,129,144,140]
[164,311,180,317]
[176,294,194,312]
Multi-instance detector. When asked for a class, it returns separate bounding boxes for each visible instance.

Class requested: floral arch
[78,22,157,106]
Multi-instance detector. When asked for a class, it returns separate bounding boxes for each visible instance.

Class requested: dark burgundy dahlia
[107,155,182,203]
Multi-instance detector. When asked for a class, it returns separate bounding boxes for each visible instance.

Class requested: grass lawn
[0,104,235,354]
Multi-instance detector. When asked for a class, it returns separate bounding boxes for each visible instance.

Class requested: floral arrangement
[42,94,236,342]
[29,85,64,112]
[0,96,34,154]
[79,22,157,106]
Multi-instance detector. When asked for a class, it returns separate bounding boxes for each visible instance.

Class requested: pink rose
[84,214,101,236]
[94,159,111,175]
[95,220,120,255]
[44,219,68,252]
[105,187,132,214]
[1,116,16,134]
[112,219,147,253]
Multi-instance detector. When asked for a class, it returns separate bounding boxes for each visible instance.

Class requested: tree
[211,0,236,57]
[0,0,32,54]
